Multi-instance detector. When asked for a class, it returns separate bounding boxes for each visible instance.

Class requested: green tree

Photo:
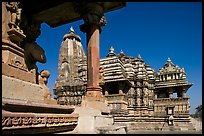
[195,104,202,120]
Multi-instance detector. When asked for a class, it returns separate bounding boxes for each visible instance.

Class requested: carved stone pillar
[2,2,37,83]
[78,3,106,100]
[168,88,174,99]
[118,83,124,94]
[181,88,187,98]
[155,93,158,99]
[143,88,148,106]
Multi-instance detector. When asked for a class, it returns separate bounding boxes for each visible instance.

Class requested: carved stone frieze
[10,56,27,70]
[2,113,78,129]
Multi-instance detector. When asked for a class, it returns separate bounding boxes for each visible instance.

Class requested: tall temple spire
[54,26,86,105]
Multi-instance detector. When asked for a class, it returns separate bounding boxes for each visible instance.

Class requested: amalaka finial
[167,57,171,62]
[138,54,141,59]
[166,57,174,66]
[109,46,114,53]
[70,26,74,32]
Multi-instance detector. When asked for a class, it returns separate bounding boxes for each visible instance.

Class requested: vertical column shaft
[86,25,100,88]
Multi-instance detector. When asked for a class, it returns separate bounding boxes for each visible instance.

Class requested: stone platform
[2,98,79,134]
[113,115,196,132]
[71,97,127,134]
[2,75,44,103]
[2,75,78,134]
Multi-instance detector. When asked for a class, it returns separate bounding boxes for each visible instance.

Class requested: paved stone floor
[127,130,202,134]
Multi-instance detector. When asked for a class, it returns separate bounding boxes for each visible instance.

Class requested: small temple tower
[53,27,86,105]
[154,57,193,126]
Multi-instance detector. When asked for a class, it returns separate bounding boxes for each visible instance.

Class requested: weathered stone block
[2,75,44,103]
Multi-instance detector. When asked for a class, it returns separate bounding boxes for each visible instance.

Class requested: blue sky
[36,2,202,114]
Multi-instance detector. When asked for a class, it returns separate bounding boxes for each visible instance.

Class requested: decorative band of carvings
[2,113,78,129]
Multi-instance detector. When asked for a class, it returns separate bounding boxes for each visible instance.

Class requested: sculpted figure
[137,98,141,106]
[39,70,51,99]
[38,70,56,104]
[136,88,141,97]
[59,60,70,81]
[24,43,46,71]
[99,66,104,85]
[39,70,50,86]
[6,2,22,31]
[143,88,148,97]
[143,98,148,106]
[168,115,174,125]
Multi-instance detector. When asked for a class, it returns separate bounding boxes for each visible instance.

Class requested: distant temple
[53,27,87,105]
[54,27,194,131]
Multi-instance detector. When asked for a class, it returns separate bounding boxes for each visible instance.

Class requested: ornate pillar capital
[75,2,106,33]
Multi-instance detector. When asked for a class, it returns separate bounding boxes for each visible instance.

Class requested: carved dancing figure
[6,2,22,31]
[137,98,141,106]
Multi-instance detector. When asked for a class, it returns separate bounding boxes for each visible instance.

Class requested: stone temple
[54,27,195,131]
[53,27,86,105]
[2,2,198,134]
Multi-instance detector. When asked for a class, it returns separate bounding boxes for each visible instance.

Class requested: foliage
[194,104,202,120]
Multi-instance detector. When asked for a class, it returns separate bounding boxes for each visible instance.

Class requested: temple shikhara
[2,2,198,134]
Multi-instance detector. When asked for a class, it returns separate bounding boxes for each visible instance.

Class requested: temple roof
[158,57,184,74]
[155,57,192,89]
[63,26,81,41]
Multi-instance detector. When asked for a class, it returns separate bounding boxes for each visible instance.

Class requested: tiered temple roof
[155,57,192,89]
